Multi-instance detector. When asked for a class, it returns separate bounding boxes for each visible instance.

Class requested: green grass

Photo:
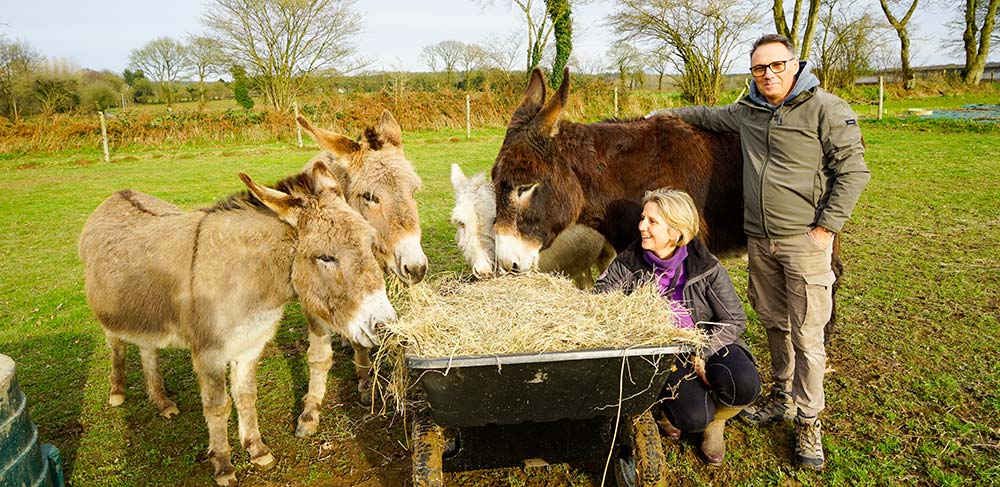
[2,116,999,486]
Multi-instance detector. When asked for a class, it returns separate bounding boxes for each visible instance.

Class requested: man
[647,34,870,469]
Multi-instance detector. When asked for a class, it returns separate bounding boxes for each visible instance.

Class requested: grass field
[1,105,999,486]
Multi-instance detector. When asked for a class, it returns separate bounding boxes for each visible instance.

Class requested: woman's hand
[692,356,708,385]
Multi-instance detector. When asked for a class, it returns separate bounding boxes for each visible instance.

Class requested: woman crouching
[594,188,761,465]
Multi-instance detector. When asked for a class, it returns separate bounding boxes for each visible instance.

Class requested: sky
[0,0,966,77]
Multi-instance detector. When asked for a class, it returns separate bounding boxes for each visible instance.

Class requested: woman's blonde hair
[642,188,700,246]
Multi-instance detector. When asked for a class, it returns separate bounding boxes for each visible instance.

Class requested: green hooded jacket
[651,61,870,237]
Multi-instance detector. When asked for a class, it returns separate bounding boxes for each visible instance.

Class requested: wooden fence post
[99,111,110,162]
[466,94,471,140]
[293,102,303,148]
[878,76,884,120]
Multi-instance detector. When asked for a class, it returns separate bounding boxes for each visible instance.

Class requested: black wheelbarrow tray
[406,345,691,487]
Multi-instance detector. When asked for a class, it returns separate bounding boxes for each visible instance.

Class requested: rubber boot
[655,409,681,439]
[700,405,743,465]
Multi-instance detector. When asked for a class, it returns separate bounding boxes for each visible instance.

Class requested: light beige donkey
[79,161,395,486]
[291,111,427,435]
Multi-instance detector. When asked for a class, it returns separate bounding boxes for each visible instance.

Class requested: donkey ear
[535,67,569,138]
[307,160,344,202]
[508,68,547,129]
[297,116,361,156]
[239,172,301,226]
[376,109,403,147]
[450,163,467,190]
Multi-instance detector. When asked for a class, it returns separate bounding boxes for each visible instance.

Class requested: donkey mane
[202,172,314,213]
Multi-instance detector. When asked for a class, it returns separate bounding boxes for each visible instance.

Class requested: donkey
[292,112,426,436]
[79,161,395,486]
[491,67,843,334]
[450,163,615,289]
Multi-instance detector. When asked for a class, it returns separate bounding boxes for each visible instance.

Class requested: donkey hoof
[213,471,236,486]
[295,417,318,438]
[159,404,180,419]
[108,394,125,407]
[250,452,276,470]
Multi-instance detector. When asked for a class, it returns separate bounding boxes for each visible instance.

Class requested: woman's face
[639,201,682,258]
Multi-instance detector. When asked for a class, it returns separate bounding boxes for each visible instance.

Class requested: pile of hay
[372,273,705,413]
[384,273,705,358]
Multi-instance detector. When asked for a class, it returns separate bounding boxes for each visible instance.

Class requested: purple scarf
[642,245,695,329]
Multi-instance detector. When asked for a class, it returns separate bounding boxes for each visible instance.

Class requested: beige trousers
[748,233,835,417]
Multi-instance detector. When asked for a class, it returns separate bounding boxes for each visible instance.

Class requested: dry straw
[372,273,706,414]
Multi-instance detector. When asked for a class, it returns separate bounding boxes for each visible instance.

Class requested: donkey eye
[516,184,535,197]
[362,192,380,204]
[316,255,338,265]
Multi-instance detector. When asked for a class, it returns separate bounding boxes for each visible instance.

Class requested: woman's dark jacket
[594,237,749,358]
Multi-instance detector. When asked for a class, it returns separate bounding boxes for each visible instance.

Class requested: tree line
[1,0,998,120]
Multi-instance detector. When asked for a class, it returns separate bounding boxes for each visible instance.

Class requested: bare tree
[420,45,440,72]
[878,0,920,89]
[128,37,188,107]
[459,43,487,88]
[203,0,363,110]
[959,0,1000,84]
[813,0,890,90]
[479,0,555,74]
[480,32,524,79]
[647,44,672,90]
[0,36,43,119]
[186,35,227,110]
[569,53,606,75]
[606,41,640,87]
[772,0,822,59]
[610,0,761,105]
[422,40,465,86]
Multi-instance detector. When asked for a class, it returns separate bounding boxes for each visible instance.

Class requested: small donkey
[450,163,615,289]
[79,161,395,486]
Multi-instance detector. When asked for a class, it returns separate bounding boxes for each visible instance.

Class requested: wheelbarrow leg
[412,414,445,487]
[615,410,667,487]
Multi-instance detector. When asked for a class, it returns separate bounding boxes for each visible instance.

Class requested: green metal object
[1,354,64,487]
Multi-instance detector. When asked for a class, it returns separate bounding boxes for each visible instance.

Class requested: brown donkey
[293,111,426,436]
[79,162,395,486]
[491,67,843,334]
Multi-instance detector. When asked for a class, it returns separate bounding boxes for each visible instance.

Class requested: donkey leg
[192,354,235,486]
[352,342,373,406]
[230,356,274,470]
[139,347,179,418]
[106,334,127,407]
[295,323,333,437]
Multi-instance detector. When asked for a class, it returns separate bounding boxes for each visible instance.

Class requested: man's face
[751,42,798,106]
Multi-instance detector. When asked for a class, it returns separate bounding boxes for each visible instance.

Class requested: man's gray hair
[751,34,796,58]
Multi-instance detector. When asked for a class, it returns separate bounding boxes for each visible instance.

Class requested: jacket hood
[747,60,820,110]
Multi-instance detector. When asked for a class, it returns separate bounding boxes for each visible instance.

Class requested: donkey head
[450,163,497,278]
[491,67,585,274]
[239,162,395,348]
[298,112,428,285]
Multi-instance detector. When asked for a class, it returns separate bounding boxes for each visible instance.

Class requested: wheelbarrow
[407,345,690,487]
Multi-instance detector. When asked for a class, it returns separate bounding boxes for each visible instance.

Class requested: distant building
[856,62,1000,85]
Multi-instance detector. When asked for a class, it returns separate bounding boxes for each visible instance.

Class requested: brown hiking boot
[740,386,795,425]
[794,412,826,470]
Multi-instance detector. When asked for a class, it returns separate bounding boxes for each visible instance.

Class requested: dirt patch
[119,156,139,162]
[16,162,39,170]
[73,158,94,166]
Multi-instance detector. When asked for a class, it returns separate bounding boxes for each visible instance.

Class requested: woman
[595,188,761,465]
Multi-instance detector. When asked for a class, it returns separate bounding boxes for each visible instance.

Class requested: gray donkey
[79,161,395,486]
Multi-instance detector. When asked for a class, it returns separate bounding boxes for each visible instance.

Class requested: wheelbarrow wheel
[412,414,445,487]
[615,410,667,487]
